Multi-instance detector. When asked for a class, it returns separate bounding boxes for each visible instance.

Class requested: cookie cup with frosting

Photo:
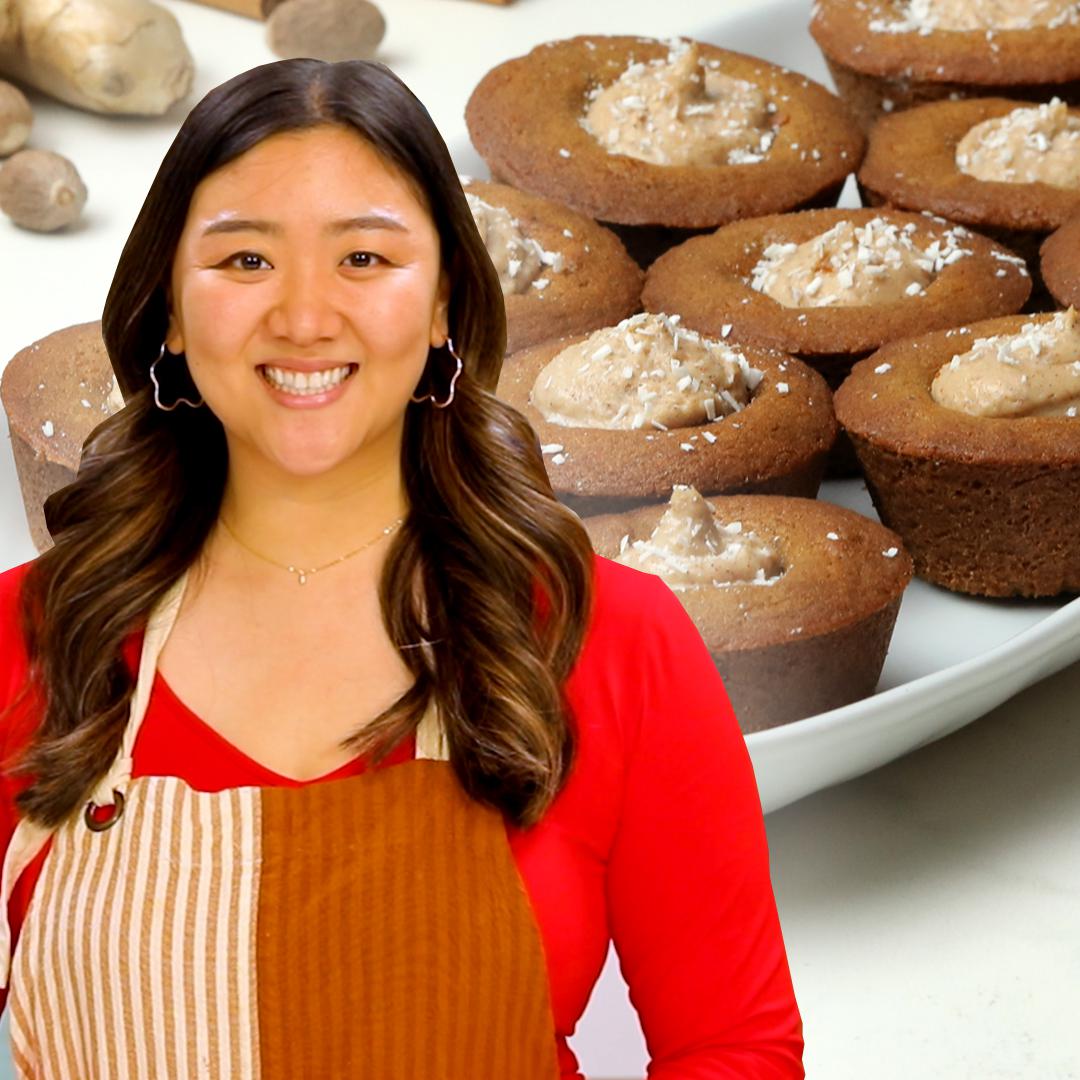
[463,179,643,355]
[834,310,1080,597]
[584,486,914,733]
[642,207,1031,390]
[466,35,864,266]
[497,313,837,518]
[1,321,125,552]
[810,0,1080,134]
[858,97,1080,288]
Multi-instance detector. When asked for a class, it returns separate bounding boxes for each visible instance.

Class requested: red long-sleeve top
[0,553,803,1078]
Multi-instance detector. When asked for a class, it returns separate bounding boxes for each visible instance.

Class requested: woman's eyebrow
[199,213,410,237]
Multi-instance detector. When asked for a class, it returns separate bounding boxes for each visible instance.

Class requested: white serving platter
[2,0,1078,823]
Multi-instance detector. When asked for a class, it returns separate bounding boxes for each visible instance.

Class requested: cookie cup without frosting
[810,0,1080,133]
[0,320,117,552]
[585,494,914,732]
[465,35,864,265]
[1041,215,1080,309]
[463,180,643,355]
[858,97,1080,289]
[834,314,1080,597]
[496,335,837,518]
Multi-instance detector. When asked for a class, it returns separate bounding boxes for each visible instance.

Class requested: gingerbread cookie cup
[642,207,1031,390]
[834,314,1080,597]
[465,35,864,266]
[1,321,122,552]
[859,98,1080,284]
[811,0,1080,134]
[1041,215,1080,309]
[496,332,836,518]
[463,180,642,354]
[585,493,913,732]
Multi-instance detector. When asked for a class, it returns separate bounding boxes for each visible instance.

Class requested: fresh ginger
[0,0,194,115]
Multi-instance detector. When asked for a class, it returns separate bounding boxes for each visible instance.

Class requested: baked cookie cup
[1,320,123,552]
[811,0,1080,134]
[465,35,864,266]
[496,315,837,518]
[834,312,1080,597]
[642,207,1032,390]
[1041,214,1080,309]
[859,97,1080,287]
[463,180,643,355]
[585,488,914,733]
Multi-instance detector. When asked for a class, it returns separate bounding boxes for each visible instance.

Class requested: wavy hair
[10,59,595,830]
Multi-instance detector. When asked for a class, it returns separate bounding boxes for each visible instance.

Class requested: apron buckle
[84,790,126,832]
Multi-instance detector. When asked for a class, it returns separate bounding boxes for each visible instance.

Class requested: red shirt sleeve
[604,567,804,1078]
[0,560,44,1018]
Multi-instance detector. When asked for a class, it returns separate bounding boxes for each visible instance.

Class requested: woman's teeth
[261,364,355,395]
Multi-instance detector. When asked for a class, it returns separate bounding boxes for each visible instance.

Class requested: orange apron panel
[257,760,560,1080]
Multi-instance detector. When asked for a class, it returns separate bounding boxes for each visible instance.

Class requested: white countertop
[1,0,1078,1076]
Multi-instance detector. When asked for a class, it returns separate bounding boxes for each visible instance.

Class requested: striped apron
[0,570,561,1079]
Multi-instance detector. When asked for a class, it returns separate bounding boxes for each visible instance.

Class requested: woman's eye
[345,251,381,268]
[227,252,269,271]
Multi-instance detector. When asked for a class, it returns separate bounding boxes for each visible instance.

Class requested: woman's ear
[430,271,451,347]
[164,314,184,355]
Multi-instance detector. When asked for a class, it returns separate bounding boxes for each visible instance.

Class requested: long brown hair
[10,59,595,830]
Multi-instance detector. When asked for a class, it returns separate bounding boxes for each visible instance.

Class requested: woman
[0,59,803,1077]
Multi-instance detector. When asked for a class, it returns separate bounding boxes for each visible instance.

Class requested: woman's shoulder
[587,552,696,644]
[572,552,707,691]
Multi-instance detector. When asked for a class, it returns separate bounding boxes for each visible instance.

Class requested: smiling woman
[0,58,802,1079]
[164,125,450,487]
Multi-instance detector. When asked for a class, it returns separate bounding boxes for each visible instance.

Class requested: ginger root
[0,77,31,154]
[0,0,194,115]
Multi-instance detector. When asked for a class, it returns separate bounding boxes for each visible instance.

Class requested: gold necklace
[218,512,406,585]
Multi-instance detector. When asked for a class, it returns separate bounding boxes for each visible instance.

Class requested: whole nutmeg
[0,81,33,157]
[267,0,386,63]
[0,149,87,232]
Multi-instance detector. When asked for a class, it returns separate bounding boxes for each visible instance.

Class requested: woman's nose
[266,262,345,345]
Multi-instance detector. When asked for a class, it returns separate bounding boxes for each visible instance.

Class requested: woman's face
[165,123,450,481]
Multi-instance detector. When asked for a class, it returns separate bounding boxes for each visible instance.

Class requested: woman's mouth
[258,363,358,397]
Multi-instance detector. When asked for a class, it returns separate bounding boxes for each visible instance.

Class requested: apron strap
[0,564,451,987]
[0,570,190,988]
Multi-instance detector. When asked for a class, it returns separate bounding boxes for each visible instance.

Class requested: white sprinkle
[41,420,54,437]
[80,399,92,408]
[563,228,574,238]
[540,443,564,454]
[721,324,733,338]
[533,278,550,291]
[592,344,613,361]
[826,531,839,540]
[680,442,695,451]
[776,382,789,395]
[558,148,572,158]
[883,547,899,558]
[702,430,718,443]
[875,363,892,374]
[551,453,568,466]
